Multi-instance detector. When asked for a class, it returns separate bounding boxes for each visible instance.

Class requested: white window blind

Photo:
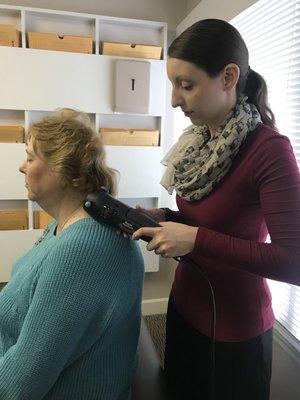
[231,0,300,342]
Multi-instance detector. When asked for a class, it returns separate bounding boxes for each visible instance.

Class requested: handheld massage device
[83,187,160,242]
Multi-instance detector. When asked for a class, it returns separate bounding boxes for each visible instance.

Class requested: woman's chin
[27,191,36,202]
[189,114,204,126]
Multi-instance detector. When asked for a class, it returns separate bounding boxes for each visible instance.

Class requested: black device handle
[126,208,160,242]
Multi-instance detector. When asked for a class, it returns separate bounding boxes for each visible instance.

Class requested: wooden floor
[144,313,166,366]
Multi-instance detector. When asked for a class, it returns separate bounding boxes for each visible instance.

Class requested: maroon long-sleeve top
[168,124,300,341]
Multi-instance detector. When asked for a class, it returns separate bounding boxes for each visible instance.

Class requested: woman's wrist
[188,226,199,253]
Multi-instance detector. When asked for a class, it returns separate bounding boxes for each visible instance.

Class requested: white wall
[1,0,187,29]
[177,0,257,34]
[186,0,201,14]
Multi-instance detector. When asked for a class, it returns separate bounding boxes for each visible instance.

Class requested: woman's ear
[223,63,240,91]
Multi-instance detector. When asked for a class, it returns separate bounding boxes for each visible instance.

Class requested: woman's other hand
[132,222,198,258]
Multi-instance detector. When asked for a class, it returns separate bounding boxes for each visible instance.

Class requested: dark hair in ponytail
[168,19,276,130]
[245,69,276,129]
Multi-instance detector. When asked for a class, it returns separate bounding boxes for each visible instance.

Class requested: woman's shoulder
[244,123,293,162]
[52,217,143,266]
[59,217,135,247]
[61,217,113,242]
[38,217,144,285]
[252,123,291,146]
[248,124,299,183]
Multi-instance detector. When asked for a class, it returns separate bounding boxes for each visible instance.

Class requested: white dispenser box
[114,59,151,114]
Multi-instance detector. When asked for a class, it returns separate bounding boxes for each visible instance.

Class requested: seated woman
[0,109,144,399]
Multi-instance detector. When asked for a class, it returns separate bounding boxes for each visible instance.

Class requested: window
[231,0,300,342]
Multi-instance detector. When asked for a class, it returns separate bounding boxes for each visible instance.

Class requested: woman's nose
[19,161,26,174]
[171,89,183,108]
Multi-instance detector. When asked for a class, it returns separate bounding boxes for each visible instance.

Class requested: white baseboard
[142,297,169,315]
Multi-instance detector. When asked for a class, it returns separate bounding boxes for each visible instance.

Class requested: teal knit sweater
[0,218,144,399]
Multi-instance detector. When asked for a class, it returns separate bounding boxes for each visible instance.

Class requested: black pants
[164,297,273,400]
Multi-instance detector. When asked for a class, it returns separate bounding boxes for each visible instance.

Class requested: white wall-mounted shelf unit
[0,4,168,280]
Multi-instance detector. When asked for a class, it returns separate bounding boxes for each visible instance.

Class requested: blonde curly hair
[26,109,117,196]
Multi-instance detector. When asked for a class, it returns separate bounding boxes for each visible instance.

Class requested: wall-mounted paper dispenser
[114,59,151,114]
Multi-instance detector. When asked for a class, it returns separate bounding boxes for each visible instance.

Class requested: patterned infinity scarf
[160,97,261,201]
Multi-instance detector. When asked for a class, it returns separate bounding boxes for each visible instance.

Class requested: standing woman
[133,19,300,400]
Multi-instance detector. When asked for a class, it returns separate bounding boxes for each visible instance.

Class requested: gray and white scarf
[160,96,261,201]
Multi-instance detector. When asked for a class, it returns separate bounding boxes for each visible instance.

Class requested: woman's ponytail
[245,69,277,130]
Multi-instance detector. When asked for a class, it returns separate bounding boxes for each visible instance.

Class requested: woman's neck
[207,94,237,136]
[38,192,90,234]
